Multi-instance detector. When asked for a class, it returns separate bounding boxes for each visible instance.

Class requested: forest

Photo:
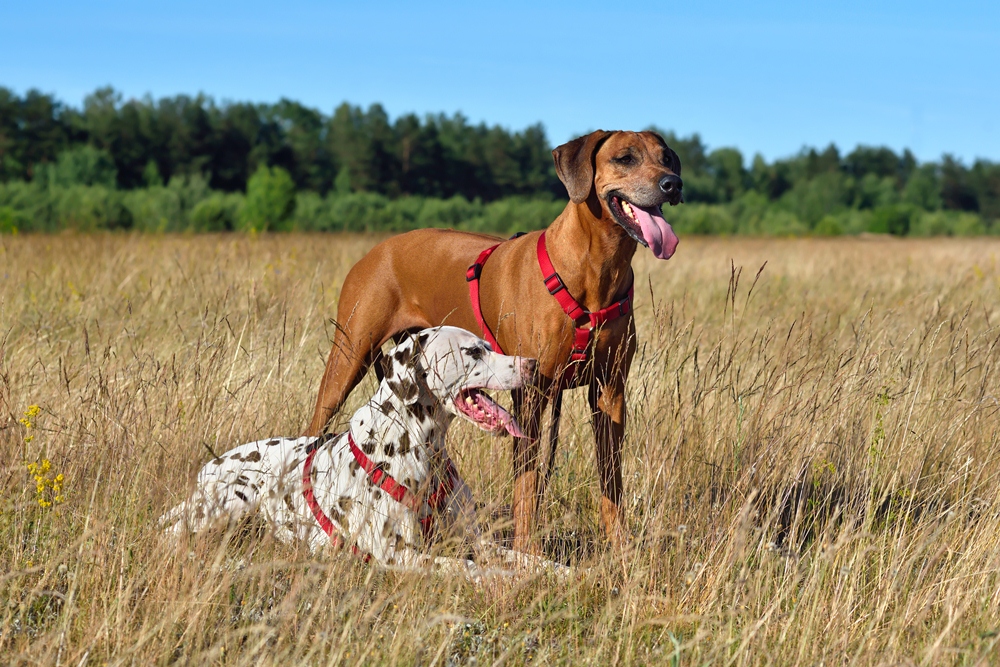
[1,86,998,235]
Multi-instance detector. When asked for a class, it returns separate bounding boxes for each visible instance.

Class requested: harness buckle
[543,272,564,295]
[466,263,482,282]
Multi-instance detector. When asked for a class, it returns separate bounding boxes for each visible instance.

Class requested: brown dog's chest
[473,243,635,384]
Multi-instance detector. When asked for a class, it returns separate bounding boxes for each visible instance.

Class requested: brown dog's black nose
[521,358,538,377]
[659,174,683,197]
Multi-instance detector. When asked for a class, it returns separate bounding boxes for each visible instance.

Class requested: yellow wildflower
[26,458,65,508]
[19,405,41,429]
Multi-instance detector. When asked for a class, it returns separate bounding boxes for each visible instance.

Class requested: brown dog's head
[553,130,681,259]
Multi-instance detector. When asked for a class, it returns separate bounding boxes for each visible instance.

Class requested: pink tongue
[477,394,527,438]
[631,204,679,259]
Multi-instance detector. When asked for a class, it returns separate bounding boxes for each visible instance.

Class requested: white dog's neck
[347,382,453,479]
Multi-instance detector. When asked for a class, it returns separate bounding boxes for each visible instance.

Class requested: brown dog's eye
[612,154,635,166]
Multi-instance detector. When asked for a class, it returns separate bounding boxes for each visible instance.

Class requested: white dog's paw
[492,547,572,578]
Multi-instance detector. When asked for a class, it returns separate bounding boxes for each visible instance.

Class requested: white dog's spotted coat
[161,326,536,574]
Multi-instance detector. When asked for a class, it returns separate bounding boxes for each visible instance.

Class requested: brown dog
[305,130,682,554]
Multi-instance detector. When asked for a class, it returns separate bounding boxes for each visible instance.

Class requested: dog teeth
[622,201,635,220]
[465,396,474,405]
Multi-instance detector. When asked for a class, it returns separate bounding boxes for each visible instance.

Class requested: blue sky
[1,1,998,163]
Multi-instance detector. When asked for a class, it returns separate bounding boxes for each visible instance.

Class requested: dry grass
[2,233,1000,666]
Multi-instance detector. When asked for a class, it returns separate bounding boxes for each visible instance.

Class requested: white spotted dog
[161,326,545,577]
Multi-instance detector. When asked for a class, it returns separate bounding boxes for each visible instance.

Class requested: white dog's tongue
[497,409,526,439]
[465,390,527,438]
[483,399,526,439]
[631,204,679,259]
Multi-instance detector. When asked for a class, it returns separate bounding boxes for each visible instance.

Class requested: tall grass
[1,233,999,665]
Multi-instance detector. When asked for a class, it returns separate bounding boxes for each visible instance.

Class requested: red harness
[466,231,634,386]
[301,432,459,560]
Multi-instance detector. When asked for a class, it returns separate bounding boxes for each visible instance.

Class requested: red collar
[302,432,459,555]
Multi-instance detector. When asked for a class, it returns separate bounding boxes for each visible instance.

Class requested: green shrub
[465,197,564,235]
[123,175,214,232]
[911,210,986,237]
[325,192,392,232]
[868,205,917,236]
[51,185,131,231]
[291,191,328,232]
[758,209,809,236]
[813,216,844,236]
[124,187,183,232]
[670,203,736,235]
[191,192,244,232]
[0,205,24,233]
[241,165,296,231]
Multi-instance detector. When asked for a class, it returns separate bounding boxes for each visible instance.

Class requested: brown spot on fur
[389,379,418,401]
[398,431,410,455]
[245,450,262,462]
[361,439,376,455]
[283,493,295,512]
[406,401,431,422]
[266,439,280,446]
[383,442,395,457]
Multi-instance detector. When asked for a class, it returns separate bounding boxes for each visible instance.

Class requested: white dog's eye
[463,346,484,361]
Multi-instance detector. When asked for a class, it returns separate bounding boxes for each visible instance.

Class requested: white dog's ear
[383,336,425,404]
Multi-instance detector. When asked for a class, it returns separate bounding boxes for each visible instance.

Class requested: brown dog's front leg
[511,387,545,555]
[589,378,629,550]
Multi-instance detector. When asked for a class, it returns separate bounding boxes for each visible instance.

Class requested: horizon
[1,1,997,165]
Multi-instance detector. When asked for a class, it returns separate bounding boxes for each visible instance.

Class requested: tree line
[1,86,998,236]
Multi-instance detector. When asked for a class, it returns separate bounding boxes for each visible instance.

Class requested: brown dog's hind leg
[305,268,429,436]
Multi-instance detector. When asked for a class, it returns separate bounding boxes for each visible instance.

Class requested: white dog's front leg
[385,549,484,582]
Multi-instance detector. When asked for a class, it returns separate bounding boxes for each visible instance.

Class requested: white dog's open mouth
[455,388,526,438]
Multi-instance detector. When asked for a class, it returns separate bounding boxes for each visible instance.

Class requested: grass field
[2,233,1000,665]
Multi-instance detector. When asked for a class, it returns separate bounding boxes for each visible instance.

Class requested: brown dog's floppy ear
[552,130,613,204]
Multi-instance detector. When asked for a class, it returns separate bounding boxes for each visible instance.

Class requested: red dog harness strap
[466,244,505,354]
[302,433,459,555]
[466,232,634,385]
[302,435,371,561]
[536,232,634,385]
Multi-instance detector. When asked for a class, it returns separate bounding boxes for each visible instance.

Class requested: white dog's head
[379,326,535,438]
